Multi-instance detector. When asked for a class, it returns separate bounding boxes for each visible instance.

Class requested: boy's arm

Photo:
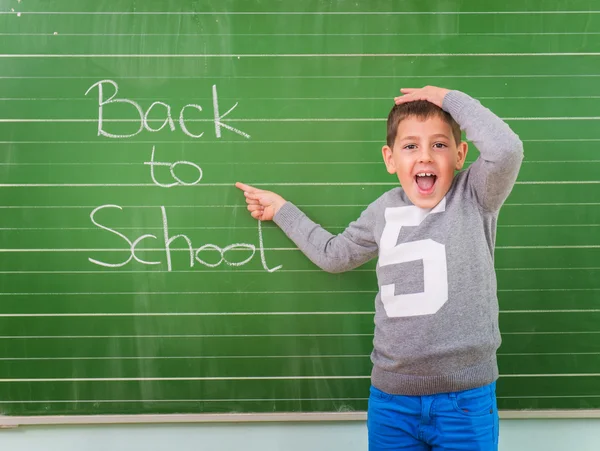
[273,201,378,273]
[235,182,378,273]
[442,90,524,211]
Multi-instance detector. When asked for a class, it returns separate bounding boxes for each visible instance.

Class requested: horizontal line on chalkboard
[0,374,595,383]
[0,204,347,210]
[1,352,598,360]
[1,244,600,252]
[2,200,598,208]
[498,395,600,399]
[0,140,384,144]
[0,334,373,339]
[0,376,371,382]
[0,11,598,15]
[0,355,371,361]
[498,245,600,249]
[4,161,376,168]
[505,202,600,205]
[0,289,598,297]
[0,118,355,122]
[0,310,596,318]
[2,116,600,122]
[498,352,600,356]
[0,224,597,231]
[499,288,600,292]
[2,74,600,80]
[0,397,598,404]
[0,183,396,187]
[0,227,281,232]
[482,96,600,100]
[0,267,597,274]
[502,310,600,314]
[0,162,386,168]
[7,248,303,253]
[0,201,597,208]
[501,374,600,377]
[0,396,598,404]
[1,181,599,187]
[0,332,588,340]
[5,32,600,37]
[498,266,600,270]
[503,331,600,335]
[0,397,369,404]
[0,291,378,296]
[0,269,365,274]
[3,53,600,58]
[15,161,574,168]
[0,268,592,275]
[0,312,375,317]
[2,96,600,102]
[0,138,597,144]
[0,332,595,340]
[1,396,599,404]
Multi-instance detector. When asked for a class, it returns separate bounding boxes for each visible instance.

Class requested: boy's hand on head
[235,182,286,221]
[394,86,451,108]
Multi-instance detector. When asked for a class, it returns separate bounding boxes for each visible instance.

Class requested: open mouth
[415,172,437,195]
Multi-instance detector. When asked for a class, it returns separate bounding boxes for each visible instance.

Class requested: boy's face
[382,115,468,209]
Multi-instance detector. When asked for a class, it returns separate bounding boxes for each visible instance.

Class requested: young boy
[236,86,523,450]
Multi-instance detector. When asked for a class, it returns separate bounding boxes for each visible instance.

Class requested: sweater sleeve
[442,90,524,212]
[273,201,379,274]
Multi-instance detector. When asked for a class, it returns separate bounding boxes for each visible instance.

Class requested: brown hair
[386,100,462,148]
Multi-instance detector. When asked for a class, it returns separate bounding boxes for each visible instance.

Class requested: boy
[236,86,523,450]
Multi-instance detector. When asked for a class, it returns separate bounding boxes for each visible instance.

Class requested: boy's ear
[455,141,469,170]
[382,145,396,174]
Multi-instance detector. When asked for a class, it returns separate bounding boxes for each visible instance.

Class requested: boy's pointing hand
[394,86,450,108]
[235,182,286,221]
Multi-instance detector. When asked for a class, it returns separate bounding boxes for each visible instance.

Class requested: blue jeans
[367,382,499,450]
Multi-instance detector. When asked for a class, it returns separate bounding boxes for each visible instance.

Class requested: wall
[0,420,599,450]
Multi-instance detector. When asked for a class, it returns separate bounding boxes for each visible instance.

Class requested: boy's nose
[417,148,434,163]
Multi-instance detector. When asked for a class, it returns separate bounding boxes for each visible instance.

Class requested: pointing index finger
[235,182,257,193]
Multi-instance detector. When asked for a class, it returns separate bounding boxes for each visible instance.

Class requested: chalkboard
[1,0,600,420]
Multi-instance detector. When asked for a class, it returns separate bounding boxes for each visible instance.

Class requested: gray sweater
[274,91,524,396]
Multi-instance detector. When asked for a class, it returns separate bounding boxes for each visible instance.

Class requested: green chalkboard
[1,0,600,419]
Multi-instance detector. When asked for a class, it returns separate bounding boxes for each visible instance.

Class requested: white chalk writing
[85,79,250,139]
[144,146,203,188]
[84,80,272,273]
[88,205,281,273]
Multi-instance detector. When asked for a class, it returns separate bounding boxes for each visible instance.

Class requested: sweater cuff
[273,201,304,232]
[442,90,475,122]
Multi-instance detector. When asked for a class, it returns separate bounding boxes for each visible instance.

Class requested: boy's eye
[403,144,417,151]
[433,142,448,149]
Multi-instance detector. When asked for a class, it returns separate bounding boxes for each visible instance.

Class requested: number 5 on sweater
[379,199,448,317]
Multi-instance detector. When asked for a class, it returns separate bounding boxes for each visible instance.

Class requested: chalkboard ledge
[2,411,600,427]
